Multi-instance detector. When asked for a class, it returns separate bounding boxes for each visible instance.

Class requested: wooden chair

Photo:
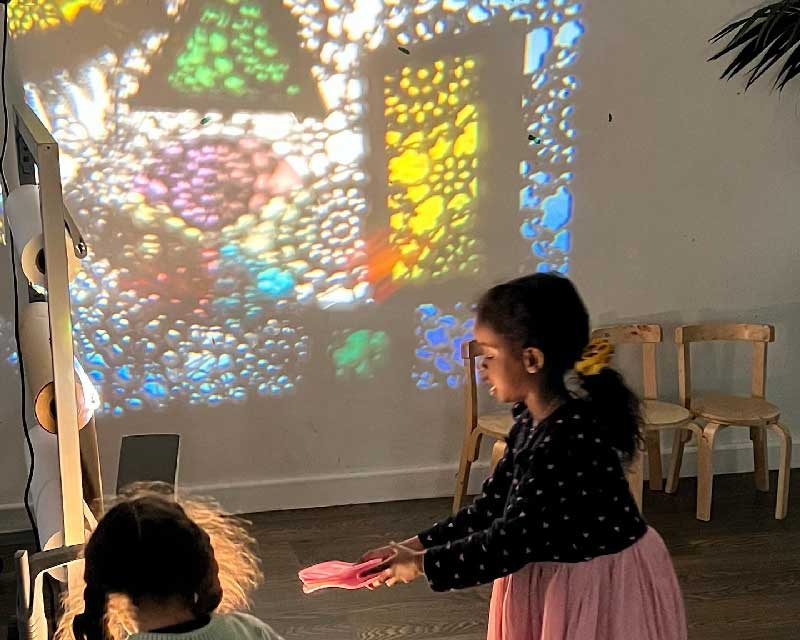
[591,325,702,510]
[670,324,791,521]
[452,340,515,513]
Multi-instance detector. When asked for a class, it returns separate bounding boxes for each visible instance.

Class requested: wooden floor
[2,472,799,640]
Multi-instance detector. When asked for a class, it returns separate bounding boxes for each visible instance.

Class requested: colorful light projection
[1,316,18,368]
[24,39,318,413]
[131,0,327,118]
[7,0,122,36]
[169,0,298,98]
[413,303,475,390]
[381,57,482,285]
[330,329,389,380]
[519,13,582,274]
[16,0,582,412]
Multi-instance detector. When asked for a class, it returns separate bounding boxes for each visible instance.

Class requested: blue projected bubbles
[555,19,584,47]
[525,27,552,73]
[552,229,571,252]
[1,316,18,369]
[414,303,475,390]
[467,5,492,22]
[256,268,295,298]
[517,4,582,274]
[541,185,572,231]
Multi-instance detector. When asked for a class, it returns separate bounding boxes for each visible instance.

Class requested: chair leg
[697,423,722,522]
[490,440,506,474]
[767,423,792,520]
[453,431,482,514]
[752,427,769,492]
[665,428,691,494]
[627,449,644,512]
[645,431,663,491]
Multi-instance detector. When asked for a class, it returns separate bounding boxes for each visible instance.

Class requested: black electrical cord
[1,4,41,552]
[1,8,64,631]
[8,236,42,552]
[0,3,9,196]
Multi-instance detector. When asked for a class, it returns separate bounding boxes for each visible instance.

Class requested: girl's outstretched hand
[363,542,425,589]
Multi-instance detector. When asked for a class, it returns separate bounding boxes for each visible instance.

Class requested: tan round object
[20,230,82,289]
[34,379,93,434]
[691,393,780,427]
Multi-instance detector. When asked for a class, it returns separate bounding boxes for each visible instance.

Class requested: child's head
[69,487,261,640]
[475,273,589,402]
[475,272,641,461]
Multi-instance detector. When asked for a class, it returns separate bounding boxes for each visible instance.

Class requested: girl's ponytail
[72,584,109,640]
[578,367,643,465]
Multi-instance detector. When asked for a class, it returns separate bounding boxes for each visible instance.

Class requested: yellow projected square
[384,57,481,283]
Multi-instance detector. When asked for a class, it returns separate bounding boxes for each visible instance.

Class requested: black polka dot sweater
[418,400,647,592]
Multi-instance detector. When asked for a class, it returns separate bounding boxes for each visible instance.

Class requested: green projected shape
[331,330,389,380]
[169,0,299,97]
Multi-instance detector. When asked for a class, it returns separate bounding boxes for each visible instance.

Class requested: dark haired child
[70,490,284,640]
[361,273,687,640]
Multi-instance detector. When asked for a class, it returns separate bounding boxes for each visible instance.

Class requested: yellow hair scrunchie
[575,337,614,376]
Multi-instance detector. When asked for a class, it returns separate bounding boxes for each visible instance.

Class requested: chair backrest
[591,324,662,400]
[461,340,484,435]
[674,323,775,407]
[117,434,180,494]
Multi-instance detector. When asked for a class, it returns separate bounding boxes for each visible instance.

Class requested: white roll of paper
[20,231,82,289]
[5,184,81,289]
[19,301,96,433]
[4,184,41,248]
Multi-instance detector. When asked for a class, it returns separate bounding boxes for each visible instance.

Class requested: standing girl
[362,273,686,640]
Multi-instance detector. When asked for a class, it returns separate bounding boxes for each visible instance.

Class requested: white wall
[2,0,799,532]
[572,0,800,453]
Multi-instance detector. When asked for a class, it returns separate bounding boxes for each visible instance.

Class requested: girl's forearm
[401,536,424,551]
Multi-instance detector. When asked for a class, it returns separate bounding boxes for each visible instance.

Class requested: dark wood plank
[1,471,798,640]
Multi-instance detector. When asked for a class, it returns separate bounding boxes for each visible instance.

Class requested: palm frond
[709,0,800,92]
[775,35,800,89]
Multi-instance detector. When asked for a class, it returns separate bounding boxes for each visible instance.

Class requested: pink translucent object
[298,558,384,594]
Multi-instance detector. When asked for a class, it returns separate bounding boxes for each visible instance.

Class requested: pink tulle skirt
[487,528,686,640]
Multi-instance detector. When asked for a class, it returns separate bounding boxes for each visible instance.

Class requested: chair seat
[691,393,780,426]
[643,400,692,426]
[477,412,514,439]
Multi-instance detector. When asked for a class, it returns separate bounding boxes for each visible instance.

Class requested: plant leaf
[774,40,800,89]
[711,4,777,42]
[710,0,800,92]
[746,14,799,85]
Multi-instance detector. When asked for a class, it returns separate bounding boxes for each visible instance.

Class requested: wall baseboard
[1,441,798,534]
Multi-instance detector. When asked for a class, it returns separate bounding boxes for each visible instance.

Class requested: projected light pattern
[133,138,302,231]
[20,0,582,411]
[0,316,18,368]
[8,0,121,36]
[519,14,582,274]
[330,329,389,380]
[281,0,582,274]
[384,57,481,284]
[73,259,309,412]
[170,0,300,98]
[413,303,475,390]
